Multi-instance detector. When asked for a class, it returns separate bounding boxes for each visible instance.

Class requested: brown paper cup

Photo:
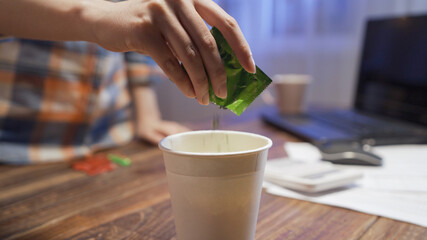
[274,74,311,114]
[159,130,272,240]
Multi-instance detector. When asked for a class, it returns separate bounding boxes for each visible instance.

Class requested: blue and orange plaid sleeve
[125,52,165,86]
[0,39,136,164]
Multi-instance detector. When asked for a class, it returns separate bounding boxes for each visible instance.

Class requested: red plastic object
[72,154,116,176]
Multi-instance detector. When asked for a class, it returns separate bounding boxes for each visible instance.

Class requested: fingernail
[188,88,196,98]
[250,56,256,73]
[218,82,228,99]
[202,93,210,105]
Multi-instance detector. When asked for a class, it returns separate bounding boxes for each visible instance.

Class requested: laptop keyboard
[309,111,421,138]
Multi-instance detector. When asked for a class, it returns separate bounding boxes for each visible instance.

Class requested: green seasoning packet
[209,27,272,115]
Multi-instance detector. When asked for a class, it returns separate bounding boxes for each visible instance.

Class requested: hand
[132,86,190,144]
[137,119,190,144]
[93,0,256,105]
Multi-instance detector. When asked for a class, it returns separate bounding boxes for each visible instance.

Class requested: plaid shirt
[0,38,161,164]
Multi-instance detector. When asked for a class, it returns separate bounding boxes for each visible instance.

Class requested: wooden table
[1,117,426,240]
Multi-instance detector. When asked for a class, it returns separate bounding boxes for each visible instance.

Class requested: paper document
[283,143,427,192]
[263,143,427,227]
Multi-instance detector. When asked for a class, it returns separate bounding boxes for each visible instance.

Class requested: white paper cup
[159,130,272,240]
[274,74,311,114]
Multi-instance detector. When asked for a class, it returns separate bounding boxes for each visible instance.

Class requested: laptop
[262,14,427,146]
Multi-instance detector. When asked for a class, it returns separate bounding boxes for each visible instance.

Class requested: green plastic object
[208,27,272,115]
[108,154,131,167]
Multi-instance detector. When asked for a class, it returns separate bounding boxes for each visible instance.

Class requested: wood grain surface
[1,118,426,240]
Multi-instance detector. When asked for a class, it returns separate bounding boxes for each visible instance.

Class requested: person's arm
[0,0,256,105]
[125,50,188,144]
[132,86,190,144]
[0,0,102,42]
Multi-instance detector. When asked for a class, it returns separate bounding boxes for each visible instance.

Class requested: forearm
[132,86,161,123]
[131,85,190,144]
[0,0,109,42]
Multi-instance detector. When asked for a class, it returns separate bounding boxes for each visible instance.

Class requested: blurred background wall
[154,0,427,122]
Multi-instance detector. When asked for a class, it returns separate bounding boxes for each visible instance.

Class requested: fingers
[159,121,191,135]
[132,0,254,104]
[176,2,227,99]
[140,121,190,144]
[156,9,210,105]
[142,130,164,145]
[143,33,196,98]
[195,0,256,74]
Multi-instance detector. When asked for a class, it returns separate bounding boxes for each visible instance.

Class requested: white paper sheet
[264,143,427,227]
[264,181,427,227]
[283,143,427,192]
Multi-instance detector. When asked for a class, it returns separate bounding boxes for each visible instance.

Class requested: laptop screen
[355,14,427,126]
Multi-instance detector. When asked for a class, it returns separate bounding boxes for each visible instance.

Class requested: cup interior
[159,130,272,156]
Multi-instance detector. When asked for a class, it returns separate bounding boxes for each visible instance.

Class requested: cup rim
[158,130,272,157]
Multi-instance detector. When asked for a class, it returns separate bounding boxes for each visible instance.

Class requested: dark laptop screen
[355,14,427,126]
